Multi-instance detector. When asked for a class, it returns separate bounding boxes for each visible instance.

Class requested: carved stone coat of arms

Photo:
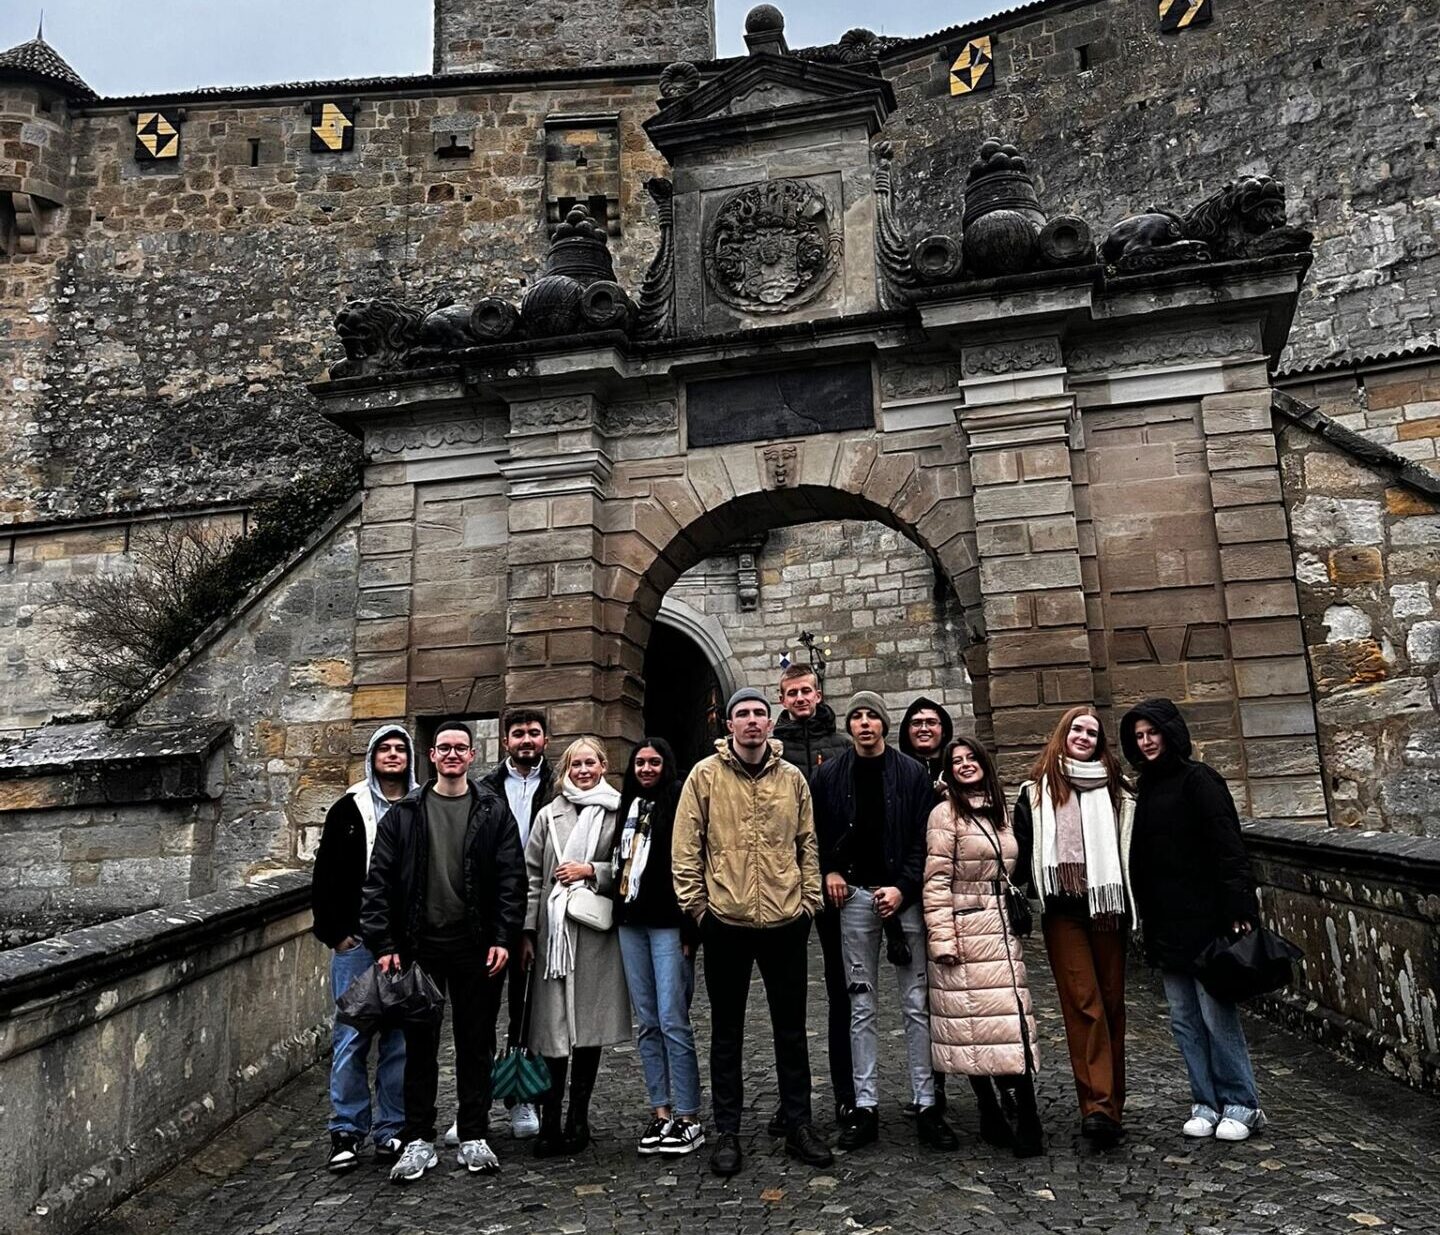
[704,179,841,312]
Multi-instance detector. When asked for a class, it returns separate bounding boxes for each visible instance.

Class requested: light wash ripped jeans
[839,888,934,1110]
[1162,971,1264,1127]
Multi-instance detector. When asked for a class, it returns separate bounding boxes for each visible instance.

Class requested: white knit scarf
[545,775,621,981]
[1034,758,1126,921]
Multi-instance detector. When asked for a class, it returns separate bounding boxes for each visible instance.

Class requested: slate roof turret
[0,35,96,100]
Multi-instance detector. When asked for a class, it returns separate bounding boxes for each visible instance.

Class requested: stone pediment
[644,54,894,160]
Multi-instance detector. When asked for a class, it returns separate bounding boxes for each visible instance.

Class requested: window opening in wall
[249,138,262,167]
[1077,44,1091,71]
[575,151,588,168]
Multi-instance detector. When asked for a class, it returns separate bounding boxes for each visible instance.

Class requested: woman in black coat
[613,738,705,1158]
[1120,698,1266,1144]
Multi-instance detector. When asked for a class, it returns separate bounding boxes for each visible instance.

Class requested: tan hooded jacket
[672,738,822,927]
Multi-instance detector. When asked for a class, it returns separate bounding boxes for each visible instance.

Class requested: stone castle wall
[433,0,715,74]
[1,0,1437,525]
[879,0,1440,375]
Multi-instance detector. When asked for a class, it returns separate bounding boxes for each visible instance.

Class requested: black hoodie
[773,702,851,785]
[1120,698,1259,973]
[898,696,955,793]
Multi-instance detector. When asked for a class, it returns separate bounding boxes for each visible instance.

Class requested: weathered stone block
[1315,677,1432,726]
[1289,496,1384,547]
[1219,542,1297,582]
[1308,639,1390,690]
[1406,621,1440,664]
[351,685,406,720]
[1327,546,1384,584]
[1239,697,1318,738]
[1215,504,1291,544]
[1234,656,1311,699]
[1208,466,1284,508]
[972,479,1073,522]
[1224,580,1300,621]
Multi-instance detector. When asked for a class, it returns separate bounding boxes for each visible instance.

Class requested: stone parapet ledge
[0,720,231,812]
[1242,819,1440,1093]
[0,871,329,1235]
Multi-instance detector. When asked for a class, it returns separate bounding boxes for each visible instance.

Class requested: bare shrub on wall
[51,520,240,711]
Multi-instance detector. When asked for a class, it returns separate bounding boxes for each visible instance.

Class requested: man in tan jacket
[673,687,831,1178]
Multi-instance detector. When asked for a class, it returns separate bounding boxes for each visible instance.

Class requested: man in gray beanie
[673,686,831,1177]
[810,693,956,1152]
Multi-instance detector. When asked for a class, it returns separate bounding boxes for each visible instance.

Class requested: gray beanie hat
[726,686,772,718]
[846,690,891,735]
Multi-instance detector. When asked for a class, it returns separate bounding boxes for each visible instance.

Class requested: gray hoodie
[349,723,419,864]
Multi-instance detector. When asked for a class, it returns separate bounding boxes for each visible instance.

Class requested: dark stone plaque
[685,361,874,448]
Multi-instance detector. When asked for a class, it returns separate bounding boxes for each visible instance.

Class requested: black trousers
[815,904,856,1110]
[401,948,504,1144]
[703,913,813,1135]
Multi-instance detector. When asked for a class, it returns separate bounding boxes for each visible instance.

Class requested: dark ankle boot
[969,1076,1014,1149]
[1010,1076,1044,1158]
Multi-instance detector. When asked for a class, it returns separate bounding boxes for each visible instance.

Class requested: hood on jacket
[1119,697,1193,772]
[350,723,419,858]
[898,696,955,765]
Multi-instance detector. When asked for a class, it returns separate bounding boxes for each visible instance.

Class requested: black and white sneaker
[638,1116,671,1155]
[374,1136,403,1164]
[657,1118,705,1156]
[327,1131,361,1172]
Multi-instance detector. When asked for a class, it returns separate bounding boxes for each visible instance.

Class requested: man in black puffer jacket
[771,662,854,1130]
[361,720,527,1183]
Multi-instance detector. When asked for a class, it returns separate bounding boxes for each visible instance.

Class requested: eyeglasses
[433,744,472,755]
[910,720,940,729]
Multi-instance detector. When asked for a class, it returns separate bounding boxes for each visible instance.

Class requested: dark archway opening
[642,622,722,772]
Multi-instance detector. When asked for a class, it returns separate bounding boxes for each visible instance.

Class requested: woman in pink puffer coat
[923,735,1043,1157]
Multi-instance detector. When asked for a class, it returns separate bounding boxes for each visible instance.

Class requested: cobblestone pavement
[95,947,1440,1235]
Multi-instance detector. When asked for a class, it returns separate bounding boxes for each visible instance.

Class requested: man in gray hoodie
[311,724,418,1172]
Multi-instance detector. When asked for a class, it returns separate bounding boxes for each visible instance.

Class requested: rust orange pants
[1042,913,1128,1124]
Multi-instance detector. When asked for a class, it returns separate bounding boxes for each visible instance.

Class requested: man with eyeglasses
[361,719,526,1185]
[898,697,955,798]
[312,724,418,1172]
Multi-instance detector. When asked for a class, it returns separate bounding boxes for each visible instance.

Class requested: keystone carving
[1101,174,1313,274]
[705,179,841,313]
[762,443,799,487]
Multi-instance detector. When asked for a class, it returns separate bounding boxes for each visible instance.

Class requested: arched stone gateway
[316,8,1325,821]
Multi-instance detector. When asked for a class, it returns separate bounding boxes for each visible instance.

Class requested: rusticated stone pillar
[499,394,644,749]
[959,338,1093,780]
[1201,385,1327,821]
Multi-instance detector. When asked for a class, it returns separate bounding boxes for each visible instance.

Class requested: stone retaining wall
[1246,819,1440,1095]
[0,871,330,1235]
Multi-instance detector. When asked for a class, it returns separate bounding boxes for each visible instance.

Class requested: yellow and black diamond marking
[310,101,356,153]
[950,36,995,96]
[135,111,180,160]
[1159,0,1212,32]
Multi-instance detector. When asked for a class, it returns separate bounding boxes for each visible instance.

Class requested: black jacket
[897,695,955,790]
[1120,698,1259,972]
[360,779,527,957]
[478,757,553,835]
[810,745,933,907]
[311,792,371,948]
[774,703,851,785]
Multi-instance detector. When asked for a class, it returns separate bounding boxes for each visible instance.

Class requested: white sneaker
[511,1103,540,1139]
[457,1139,501,1173]
[1216,1110,1266,1142]
[443,1120,460,1148]
[389,1139,438,1183]
[1183,1115,1217,1138]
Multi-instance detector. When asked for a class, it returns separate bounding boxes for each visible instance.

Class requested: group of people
[310,663,1268,1185]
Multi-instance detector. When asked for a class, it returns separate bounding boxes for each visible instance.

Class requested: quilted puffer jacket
[922,799,1038,1078]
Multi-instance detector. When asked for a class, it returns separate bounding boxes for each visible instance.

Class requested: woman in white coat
[520,736,631,1156]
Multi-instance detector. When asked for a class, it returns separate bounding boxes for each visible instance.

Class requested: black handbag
[1193,926,1304,1003]
[338,960,447,1030]
[975,814,1033,939]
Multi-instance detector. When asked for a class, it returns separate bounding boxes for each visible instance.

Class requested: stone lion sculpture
[1101,174,1313,274]
[328,298,480,378]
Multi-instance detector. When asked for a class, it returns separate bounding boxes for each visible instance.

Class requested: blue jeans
[329,943,406,1142]
[618,925,701,1117]
[1161,971,1261,1124]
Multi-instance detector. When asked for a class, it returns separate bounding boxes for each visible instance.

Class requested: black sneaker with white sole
[637,1116,671,1155]
[657,1118,705,1156]
[327,1131,360,1172]
[374,1136,403,1164]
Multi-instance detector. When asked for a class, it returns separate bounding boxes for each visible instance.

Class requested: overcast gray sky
[0,1,999,96]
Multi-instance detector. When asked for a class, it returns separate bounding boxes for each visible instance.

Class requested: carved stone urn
[961,139,1046,278]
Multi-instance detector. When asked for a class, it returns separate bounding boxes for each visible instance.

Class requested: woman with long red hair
[1012,706,1134,1148]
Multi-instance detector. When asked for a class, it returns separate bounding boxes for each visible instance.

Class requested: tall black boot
[969,1076,1014,1149]
[534,1055,568,1158]
[1009,1075,1044,1158]
[563,1047,600,1152]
